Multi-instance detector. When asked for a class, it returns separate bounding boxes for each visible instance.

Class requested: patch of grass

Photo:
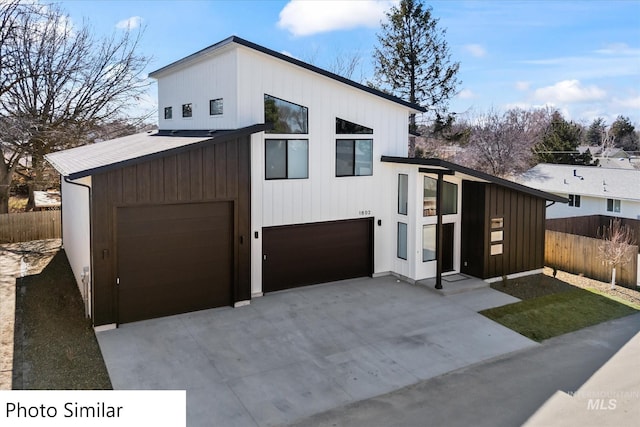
[490,274,575,300]
[480,288,639,342]
[13,250,112,389]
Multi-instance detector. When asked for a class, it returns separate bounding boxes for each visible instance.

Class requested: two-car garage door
[116,202,233,324]
[262,218,374,293]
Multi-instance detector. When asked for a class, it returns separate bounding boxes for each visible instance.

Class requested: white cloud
[116,16,142,30]
[594,42,640,56]
[457,89,476,99]
[278,0,395,37]
[612,95,640,110]
[533,80,606,103]
[464,44,486,58]
[515,81,530,91]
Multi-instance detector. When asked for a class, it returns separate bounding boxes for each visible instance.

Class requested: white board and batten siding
[61,176,92,315]
[154,43,416,294]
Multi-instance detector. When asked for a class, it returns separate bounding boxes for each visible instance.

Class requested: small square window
[568,194,581,207]
[182,103,192,118]
[265,139,309,180]
[164,107,172,120]
[210,98,223,115]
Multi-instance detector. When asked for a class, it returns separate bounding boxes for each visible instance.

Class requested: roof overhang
[382,156,569,203]
[46,124,268,180]
[149,36,426,114]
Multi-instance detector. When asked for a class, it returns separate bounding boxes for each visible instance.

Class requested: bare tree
[0,3,150,212]
[597,219,636,289]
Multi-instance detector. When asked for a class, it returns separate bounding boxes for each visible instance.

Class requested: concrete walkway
[0,239,61,389]
[97,276,531,427]
[291,312,640,427]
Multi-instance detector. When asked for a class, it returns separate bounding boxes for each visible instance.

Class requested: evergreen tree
[533,111,595,165]
[373,0,460,135]
[610,115,639,151]
[585,117,606,146]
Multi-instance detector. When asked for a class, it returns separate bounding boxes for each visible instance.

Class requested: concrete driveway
[97,276,533,427]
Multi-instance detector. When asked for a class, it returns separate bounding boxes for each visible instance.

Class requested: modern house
[46,36,565,328]
[517,164,640,220]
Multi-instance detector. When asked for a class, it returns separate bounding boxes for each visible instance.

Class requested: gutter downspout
[63,176,93,320]
[546,201,556,208]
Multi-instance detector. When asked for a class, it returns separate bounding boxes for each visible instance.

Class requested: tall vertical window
[182,103,192,118]
[568,194,581,207]
[397,223,408,260]
[398,174,408,215]
[209,98,223,115]
[164,107,172,119]
[264,94,308,134]
[607,198,621,213]
[336,139,373,176]
[422,225,436,262]
[423,177,457,216]
[265,139,308,180]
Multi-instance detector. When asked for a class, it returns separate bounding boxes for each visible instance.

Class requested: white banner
[0,390,185,426]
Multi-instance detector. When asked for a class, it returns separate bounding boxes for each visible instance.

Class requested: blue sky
[58,0,640,126]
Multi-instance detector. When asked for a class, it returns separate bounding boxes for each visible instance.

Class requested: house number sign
[358,210,372,216]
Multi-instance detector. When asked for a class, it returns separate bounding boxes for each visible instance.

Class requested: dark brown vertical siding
[90,137,251,326]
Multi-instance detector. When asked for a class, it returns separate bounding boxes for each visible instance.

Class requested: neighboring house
[517,164,640,220]
[46,36,565,328]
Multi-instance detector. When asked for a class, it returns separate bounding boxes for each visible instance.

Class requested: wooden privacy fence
[0,211,61,243]
[547,215,640,245]
[545,230,638,288]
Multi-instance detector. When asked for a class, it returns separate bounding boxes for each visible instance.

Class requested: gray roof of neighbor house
[46,125,267,180]
[516,163,640,201]
[381,156,568,203]
[148,36,426,114]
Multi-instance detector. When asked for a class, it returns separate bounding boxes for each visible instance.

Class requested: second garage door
[263,218,373,292]
[116,202,233,324]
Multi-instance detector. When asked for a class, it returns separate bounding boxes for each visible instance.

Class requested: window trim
[209,98,223,116]
[182,103,192,118]
[264,94,309,134]
[336,117,373,134]
[398,174,408,215]
[568,194,581,207]
[335,139,373,177]
[164,106,172,120]
[264,139,309,180]
[607,198,621,213]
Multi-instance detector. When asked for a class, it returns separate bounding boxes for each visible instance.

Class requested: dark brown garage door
[263,218,373,292]
[116,202,233,323]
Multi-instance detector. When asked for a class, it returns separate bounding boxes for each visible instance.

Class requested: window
[182,103,192,118]
[209,98,223,115]
[264,94,308,134]
[422,225,436,262]
[423,177,457,216]
[265,139,308,179]
[336,139,373,176]
[397,223,408,260]
[398,174,408,215]
[336,118,373,134]
[164,107,172,120]
[568,194,581,207]
[607,198,621,213]
[490,217,504,256]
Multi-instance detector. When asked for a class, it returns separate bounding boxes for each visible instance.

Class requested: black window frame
[265,139,309,180]
[398,174,408,215]
[607,198,621,213]
[264,94,309,134]
[335,139,373,177]
[568,194,581,207]
[397,222,408,260]
[164,106,172,120]
[336,117,373,134]
[209,98,223,116]
[182,103,192,118]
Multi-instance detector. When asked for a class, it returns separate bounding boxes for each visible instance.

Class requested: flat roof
[382,156,568,203]
[46,125,267,180]
[149,36,426,114]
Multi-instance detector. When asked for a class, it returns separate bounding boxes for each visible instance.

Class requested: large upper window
[336,139,373,177]
[264,95,308,134]
[607,198,621,213]
[423,177,457,216]
[265,139,308,180]
[336,118,373,134]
